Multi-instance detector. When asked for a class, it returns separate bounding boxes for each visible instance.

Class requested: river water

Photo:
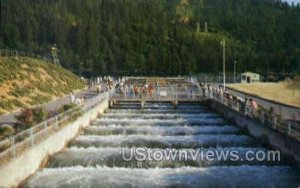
[22,102,300,188]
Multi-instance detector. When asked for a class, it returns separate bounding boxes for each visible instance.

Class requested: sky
[283,0,300,4]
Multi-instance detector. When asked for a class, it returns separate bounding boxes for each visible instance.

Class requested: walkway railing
[111,92,203,101]
[5,84,294,166]
[210,92,300,142]
[111,86,300,141]
[0,91,109,166]
[110,87,203,101]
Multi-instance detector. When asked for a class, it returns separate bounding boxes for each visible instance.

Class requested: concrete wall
[207,99,300,169]
[0,99,109,188]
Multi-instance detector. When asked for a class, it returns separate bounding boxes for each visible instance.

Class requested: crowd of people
[198,82,280,126]
[84,76,281,127]
[116,83,156,97]
[67,76,296,139]
[70,76,116,106]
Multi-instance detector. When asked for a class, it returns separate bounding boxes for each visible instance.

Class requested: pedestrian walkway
[208,83,300,121]
[226,87,300,121]
[0,87,98,124]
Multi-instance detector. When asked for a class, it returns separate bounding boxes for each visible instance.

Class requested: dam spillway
[22,102,300,187]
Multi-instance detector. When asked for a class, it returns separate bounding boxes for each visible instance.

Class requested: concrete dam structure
[21,101,300,187]
[0,77,299,187]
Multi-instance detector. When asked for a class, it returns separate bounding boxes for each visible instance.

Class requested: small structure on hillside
[241,72,260,83]
[51,45,60,65]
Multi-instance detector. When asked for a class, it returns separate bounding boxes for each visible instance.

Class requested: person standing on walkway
[156,81,159,95]
[244,97,249,116]
[250,99,258,117]
[208,85,213,98]
[238,97,245,114]
[96,85,101,94]
[201,84,206,97]
[129,85,134,96]
[134,84,139,96]
[70,92,75,104]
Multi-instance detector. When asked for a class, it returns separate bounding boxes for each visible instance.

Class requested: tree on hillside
[0,0,299,77]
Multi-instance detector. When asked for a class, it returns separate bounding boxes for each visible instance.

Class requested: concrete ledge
[207,99,300,169]
[0,99,108,188]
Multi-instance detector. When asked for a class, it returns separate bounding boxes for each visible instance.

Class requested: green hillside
[0,57,85,114]
[0,0,300,76]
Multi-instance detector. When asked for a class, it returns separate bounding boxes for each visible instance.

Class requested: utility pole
[234,60,237,83]
[196,22,200,33]
[80,61,83,78]
[221,39,226,90]
[205,21,208,33]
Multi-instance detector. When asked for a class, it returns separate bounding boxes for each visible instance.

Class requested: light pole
[234,60,237,83]
[221,39,226,90]
[79,61,83,78]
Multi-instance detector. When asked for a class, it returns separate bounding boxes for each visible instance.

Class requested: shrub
[58,104,76,114]
[11,99,25,108]
[0,125,15,137]
[16,108,34,128]
[0,100,14,111]
[8,85,31,97]
[32,107,47,123]
[29,95,51,105]
[16,107,48,129]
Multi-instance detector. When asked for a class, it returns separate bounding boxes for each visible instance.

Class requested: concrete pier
[0,99,109,187]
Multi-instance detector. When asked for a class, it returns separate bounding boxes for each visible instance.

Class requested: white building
[241,72,260,83]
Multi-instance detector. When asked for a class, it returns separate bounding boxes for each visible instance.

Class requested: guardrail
[0,91,109,166]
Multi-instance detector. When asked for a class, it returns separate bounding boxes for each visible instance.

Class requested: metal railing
[110,87,203,101]
[0,91,109,166]
[111,85,299,141]
[4,83,294,167]
[209,90,300,142]
[0,49,52,62]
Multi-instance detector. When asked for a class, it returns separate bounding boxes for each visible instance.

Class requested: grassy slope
[0,57,85,114]
[227,81,300,107]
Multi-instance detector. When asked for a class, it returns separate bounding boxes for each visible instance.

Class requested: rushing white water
[84,125,242,136]
[22,102,300,187]
[100,113,221,119]
[95,117,226,126]
[111,103,207,110]
[23,166,300,188]
[48,147,284,168]
[70,134,256,148]
[105,109,209,114]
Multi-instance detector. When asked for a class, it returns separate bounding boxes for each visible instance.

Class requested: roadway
[0,87,100,124]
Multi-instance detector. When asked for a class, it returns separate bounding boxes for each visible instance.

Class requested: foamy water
[71,134,256,148]
[22,102,300,187]
[84,125,241,136]
[23,166,299,188]
[48,147,284,168]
